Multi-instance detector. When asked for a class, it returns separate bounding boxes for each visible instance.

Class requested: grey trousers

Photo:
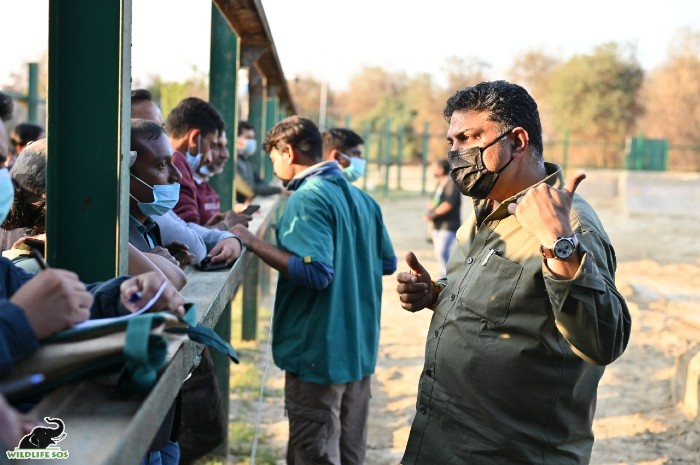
[285,372,371,465]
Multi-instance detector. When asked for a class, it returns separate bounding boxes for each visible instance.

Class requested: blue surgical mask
[197,164,216,179]
[238,138,256,158]
[185,150,202,173]
[340,154,367,182]
[130,174,180,217]
[185,135,203,173]
[0,168,14,224]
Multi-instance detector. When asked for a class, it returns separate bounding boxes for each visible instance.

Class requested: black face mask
[447,128,514,199]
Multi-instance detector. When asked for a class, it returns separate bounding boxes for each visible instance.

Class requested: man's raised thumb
[405,251,427,275]
[562,172,587,198]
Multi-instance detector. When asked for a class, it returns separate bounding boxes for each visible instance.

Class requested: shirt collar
[286,161,342,191]
[130,214,158,234]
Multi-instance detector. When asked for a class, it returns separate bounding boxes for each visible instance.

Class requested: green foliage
[227,422,278,465]
[549,42,644,142]
[145,67,208,119]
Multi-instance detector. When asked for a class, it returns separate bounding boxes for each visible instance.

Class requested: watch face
[553,238,575,259]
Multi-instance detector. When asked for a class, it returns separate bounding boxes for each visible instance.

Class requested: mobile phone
[241,204,260,216]
[196,257,235,271]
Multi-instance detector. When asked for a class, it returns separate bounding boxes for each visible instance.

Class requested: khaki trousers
[285,372,371,465]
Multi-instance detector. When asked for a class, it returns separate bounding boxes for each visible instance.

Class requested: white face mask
[340,154,367,182]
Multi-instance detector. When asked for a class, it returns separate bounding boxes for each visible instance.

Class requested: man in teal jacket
[233,116,396,465]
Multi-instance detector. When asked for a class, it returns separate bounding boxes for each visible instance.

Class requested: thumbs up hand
[507,172,586,247]
[396,251,435,312]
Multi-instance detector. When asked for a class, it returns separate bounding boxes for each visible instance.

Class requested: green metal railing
[11,0,295,462]
[338,119,700,197]
[3,63,45,124]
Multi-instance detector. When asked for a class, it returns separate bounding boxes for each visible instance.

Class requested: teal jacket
[272,162,395,385]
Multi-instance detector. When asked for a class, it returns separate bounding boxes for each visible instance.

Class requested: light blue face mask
[130,174,180,217]
[185,134,203,173]
[197,164,217,179]
[238,138,256,158]
[0,168,14,224]
[340,154,367,182]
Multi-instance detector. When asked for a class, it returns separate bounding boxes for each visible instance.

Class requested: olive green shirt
[402,163,631,465]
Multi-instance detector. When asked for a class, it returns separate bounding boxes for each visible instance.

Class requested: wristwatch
[540,234,579,260]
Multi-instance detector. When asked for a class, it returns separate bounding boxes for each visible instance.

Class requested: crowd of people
[0,79,631,465]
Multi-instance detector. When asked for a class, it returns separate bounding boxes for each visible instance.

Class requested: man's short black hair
[322,128,364,155]
[443,80,544,158]
[131,118,165,147]
[130,118,166,169]
[10,123,44,148]
[0,92,13,122]
[238,120,254,136]
[131,89,153,104]
[165,97,225,138]
[264,116,323,162]
[436,159,450,175]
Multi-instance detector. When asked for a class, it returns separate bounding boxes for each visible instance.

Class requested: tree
[639,29,700,146]
[287,74,328,124]
[507,50,560,140]
[549,43,644,167]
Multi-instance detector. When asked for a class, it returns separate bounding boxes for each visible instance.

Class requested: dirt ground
[234,191,700,465]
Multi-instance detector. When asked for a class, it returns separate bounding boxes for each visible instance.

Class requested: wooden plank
[27,195,281,464]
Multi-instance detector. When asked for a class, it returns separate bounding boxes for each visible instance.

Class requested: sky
[1,0,699,92]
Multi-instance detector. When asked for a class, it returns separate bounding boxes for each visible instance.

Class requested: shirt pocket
[459,254,523,326]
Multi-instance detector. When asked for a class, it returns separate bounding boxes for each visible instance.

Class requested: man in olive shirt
[396,81,631,465]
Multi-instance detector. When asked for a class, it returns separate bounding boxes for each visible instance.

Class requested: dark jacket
[0,257,130,377]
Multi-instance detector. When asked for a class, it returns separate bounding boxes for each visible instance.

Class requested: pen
[0,373,45,396]
[30,249,49,270]
[482,248,501,266]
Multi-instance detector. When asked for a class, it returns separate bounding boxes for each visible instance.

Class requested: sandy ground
[233,191,700,465]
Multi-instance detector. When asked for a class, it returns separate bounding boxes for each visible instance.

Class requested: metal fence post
[383,117,392,196]
[421,121,430,195]
[362,121,371,190]
[47,0,131,280]
[396,125,404,191]
[209,3,240,212]
[27,63,40,124]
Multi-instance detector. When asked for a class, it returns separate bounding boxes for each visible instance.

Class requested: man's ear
[287,146,301,164]
[330,149,350,168]
[187,129,201,152]
[329,149,342,162]
[511,127,529,157]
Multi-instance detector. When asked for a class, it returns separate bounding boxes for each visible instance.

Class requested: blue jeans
[432,229,456,279]
[139,440,180,465]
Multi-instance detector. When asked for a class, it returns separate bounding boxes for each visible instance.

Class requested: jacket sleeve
[234,172,255,200]
[153,211,208,263]
[185,222,234,252]
[252,181,282,197]
[172,153,201,224]
[86,276,132,319]
[0,301,40,377]
[545,228,631,366]
[0,259,43,376]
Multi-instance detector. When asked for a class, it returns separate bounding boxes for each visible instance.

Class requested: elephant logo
[18,417,66,449]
